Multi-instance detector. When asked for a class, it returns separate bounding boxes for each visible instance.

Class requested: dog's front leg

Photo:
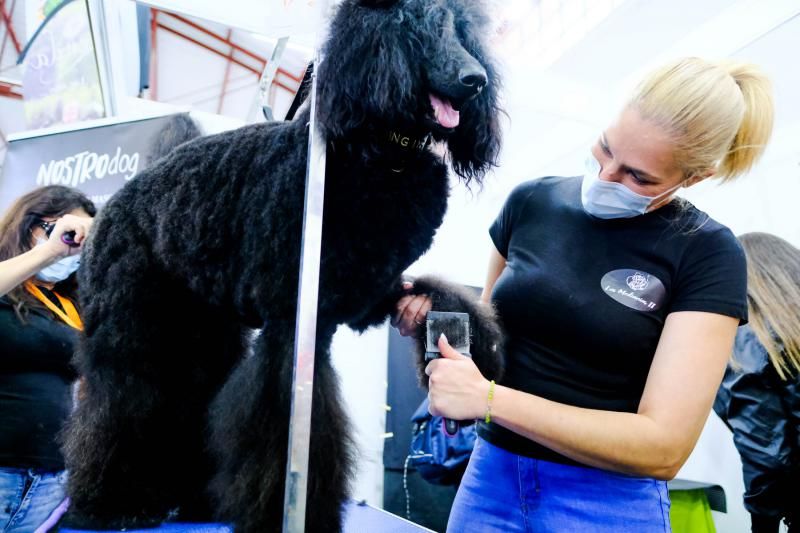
[406,276,505,390]
[346,277,409,332]
[210,324,354,533]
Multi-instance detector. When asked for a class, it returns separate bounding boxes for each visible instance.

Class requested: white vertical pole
[85,0,118,116]
[281,6,329,529]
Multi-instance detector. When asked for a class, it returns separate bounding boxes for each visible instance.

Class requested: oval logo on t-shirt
[600,269,666,312]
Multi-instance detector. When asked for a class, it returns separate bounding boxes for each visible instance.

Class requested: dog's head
[316,0,501,185]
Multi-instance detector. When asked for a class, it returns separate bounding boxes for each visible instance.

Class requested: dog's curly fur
[61,1,502,531]
[407,276,505,391]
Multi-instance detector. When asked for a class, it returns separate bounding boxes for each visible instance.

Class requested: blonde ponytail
[716,61,774,181]
[627,57,774,181]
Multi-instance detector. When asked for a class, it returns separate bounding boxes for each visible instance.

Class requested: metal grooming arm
[281,46,327,533]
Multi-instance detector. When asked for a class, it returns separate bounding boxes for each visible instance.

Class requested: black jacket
[714,325,799,532]
[0,295,76,469]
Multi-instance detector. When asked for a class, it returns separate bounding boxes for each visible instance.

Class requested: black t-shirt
[477,176,748,465]
[0,294,77,470]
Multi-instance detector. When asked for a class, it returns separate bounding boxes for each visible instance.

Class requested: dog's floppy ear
[445,11,503,187]
[358,0,400,8]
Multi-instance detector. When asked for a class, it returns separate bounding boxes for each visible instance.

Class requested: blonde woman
[395,57,774,531]
[714,232,799,533]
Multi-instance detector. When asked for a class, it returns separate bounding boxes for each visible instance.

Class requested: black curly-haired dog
[61,1,503,531]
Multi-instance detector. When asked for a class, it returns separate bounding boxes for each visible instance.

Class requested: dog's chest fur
[318,141,450,322]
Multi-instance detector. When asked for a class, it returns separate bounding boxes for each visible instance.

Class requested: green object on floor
[669,489,716,533]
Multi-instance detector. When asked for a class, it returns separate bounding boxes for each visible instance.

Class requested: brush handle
[61,231,79,247]
[426,351,464,437]
[443,418,459,437]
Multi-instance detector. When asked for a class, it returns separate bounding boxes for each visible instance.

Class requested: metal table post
[281,43,328,532]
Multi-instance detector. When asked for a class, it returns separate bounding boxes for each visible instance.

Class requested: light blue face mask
[581,155,682,219]
[34,238,81,283]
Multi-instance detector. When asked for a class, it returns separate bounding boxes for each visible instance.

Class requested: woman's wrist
[483,379,496,423]
[483,384,515,426]
[0,246,60,297]
[29,243,62,266]
[475,378,493,420]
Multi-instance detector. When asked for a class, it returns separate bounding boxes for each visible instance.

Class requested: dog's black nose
[459,66,488,94]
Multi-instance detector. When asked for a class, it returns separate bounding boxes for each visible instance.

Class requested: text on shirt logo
[600,269,666,312]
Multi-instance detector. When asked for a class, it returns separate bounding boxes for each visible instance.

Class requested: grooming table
[58,500,434,533]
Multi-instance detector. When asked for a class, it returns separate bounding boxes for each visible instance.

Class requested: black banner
[0,113,184,213]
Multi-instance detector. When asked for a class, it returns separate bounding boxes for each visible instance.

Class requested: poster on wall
[19,0,105,129]
[0,114,184,213]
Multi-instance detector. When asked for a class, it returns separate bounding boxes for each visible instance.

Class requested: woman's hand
[391,281,432,336]
[1,214,93,296]
[426,334,490,420]
[41,214,94,259]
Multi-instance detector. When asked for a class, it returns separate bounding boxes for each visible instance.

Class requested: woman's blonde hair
[628,57,774,181]
[738,232,800,380]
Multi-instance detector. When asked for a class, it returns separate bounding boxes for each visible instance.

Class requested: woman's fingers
[393,294,433,336]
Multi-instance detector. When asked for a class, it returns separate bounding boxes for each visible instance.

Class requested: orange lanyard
[24,282,84,331]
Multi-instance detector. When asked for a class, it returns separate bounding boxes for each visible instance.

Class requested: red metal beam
[157,9,303,83]
[0,0,21,54]
[0,0,17,61]
[157,23,259,75]
[149,9,158,100]
[0,79,22,99]
[156,22,297,94]
[217,28,234,114]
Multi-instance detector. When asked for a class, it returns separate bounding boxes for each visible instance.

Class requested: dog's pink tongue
[429,94,460,128]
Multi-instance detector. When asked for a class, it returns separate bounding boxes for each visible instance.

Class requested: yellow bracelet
[484,380,496,424]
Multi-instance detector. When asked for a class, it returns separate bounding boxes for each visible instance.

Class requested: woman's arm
[0,213,93,297]
[426,310,738,480]
[480,246,506,304]
[0,246,58,297]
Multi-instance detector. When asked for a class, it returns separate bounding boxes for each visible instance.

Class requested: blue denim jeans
[448,437,672,532]
[0,467,67,533]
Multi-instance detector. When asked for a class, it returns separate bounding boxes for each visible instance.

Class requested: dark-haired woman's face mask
[33,237,81,283]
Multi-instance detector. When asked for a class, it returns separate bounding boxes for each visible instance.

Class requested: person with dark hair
[0,185,95,532]
[714,232,799,533]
